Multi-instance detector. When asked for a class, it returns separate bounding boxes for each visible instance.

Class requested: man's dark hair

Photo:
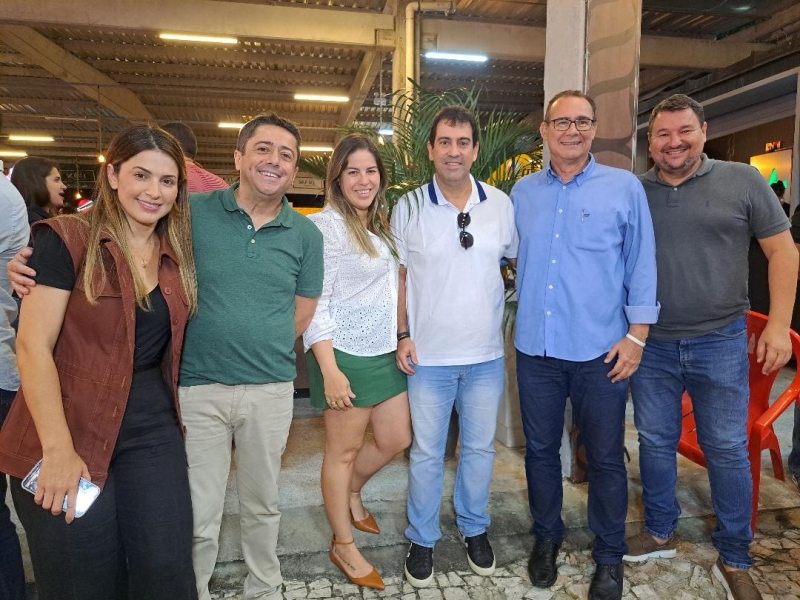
[771,181,786,197]
[236,113,302,164]
[162,122,198,159]
[648,94,705,137]
[543,90,596,121]
[428,105,479,147]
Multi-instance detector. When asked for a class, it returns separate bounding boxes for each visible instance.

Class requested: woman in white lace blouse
[303,134,410,591]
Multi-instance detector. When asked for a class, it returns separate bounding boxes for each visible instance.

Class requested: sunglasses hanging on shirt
[458,212,474,249]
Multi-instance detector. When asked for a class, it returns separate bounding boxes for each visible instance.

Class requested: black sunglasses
[458,212,474,249]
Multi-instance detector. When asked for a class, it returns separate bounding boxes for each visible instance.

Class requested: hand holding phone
[21,458,100,521]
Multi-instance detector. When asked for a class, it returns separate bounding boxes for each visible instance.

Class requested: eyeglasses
[458,212,474,249]
[546,118,596,132]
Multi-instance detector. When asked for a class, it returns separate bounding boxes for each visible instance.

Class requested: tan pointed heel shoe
[350,491,380,534]
[329,537,385,590]
[350,510,380,534]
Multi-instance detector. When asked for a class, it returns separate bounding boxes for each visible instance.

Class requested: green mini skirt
[306,348,408,410]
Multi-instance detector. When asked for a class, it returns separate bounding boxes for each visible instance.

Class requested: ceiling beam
[87,59,354,86]
[0,25,152,121]
[338,51,384,127]
[0,0,396,49]
[725,2,800,43]
[60,40,364,72]
[420,18,771,70]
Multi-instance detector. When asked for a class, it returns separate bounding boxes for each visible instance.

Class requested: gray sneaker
[623,531,677,563]
[791,473,800,493]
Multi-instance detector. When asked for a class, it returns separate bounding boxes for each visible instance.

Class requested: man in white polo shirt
[391,105,519,588]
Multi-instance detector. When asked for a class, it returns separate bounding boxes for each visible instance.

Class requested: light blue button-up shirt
[512,155,659,362]
[0,175,29,391]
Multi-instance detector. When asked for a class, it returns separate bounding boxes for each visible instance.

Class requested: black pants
[0,387,26,600]
[11,368,197,600]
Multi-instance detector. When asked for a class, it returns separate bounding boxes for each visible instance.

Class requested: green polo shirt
[179,182,323,386]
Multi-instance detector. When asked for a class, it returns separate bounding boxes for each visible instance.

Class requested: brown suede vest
[0,217,190,488]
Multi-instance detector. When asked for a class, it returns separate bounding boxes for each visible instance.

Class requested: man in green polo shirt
[179,114,324,600]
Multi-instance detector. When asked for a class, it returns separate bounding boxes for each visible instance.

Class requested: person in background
[303,134,410,591]
[10,157,66,225]
[0,125,198,600]
[771,181,789,217]
[0,170,29,600]
[162,122,229,193]
[788,207,800,493]
[626,93,796,600]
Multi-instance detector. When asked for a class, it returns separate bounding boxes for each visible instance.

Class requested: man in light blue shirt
[511,90,659,600]
[0,170,29,600]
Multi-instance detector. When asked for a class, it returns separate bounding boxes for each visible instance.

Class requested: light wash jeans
[630,316,753,570]
[405,358,504,547]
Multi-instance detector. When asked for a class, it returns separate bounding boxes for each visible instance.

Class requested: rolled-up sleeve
[623,181,660,325]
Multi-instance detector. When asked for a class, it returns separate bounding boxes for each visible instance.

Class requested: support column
[585,0,643,170]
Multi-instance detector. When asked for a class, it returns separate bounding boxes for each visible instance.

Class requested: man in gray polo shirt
[624,94,797,600]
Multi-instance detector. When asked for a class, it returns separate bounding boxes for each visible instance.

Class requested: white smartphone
[21,459,101,518]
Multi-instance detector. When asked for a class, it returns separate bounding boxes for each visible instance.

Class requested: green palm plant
[299,83,542,210]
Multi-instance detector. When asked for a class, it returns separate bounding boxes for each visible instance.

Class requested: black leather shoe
[589,563,623,600]
[527,539,560,588]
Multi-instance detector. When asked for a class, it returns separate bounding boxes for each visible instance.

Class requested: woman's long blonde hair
[325,134,396,258]
[77,125,197,314]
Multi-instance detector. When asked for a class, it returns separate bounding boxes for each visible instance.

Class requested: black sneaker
[459,532,496,576]
[589,563,623,600]
[404,543,434,588]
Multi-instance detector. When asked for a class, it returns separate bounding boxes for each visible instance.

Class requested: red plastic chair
[677,311,800,532]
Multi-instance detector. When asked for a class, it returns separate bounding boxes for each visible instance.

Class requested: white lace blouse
[303,206,398,356]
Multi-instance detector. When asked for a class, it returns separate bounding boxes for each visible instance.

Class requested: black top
[27,206,50,226]
[28,227,172,368]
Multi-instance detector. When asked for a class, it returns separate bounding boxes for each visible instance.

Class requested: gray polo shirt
[640,155,788,340]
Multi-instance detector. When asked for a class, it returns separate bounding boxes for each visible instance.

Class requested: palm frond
[298,81,543,211]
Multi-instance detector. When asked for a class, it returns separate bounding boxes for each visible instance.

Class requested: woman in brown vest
[0,125,198,599]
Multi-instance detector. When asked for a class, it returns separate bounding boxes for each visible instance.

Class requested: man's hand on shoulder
[757,320,792,375]
[8,247,36,296]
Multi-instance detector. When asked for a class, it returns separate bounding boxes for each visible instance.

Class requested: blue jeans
[405,358,504,547]
[789,403,800,479]
[0,387,26,600]
[630,316,752,570]
[516,352,629,564]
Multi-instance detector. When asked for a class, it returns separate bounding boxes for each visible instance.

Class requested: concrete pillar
[392,0,408,96]
[585,0,643,170]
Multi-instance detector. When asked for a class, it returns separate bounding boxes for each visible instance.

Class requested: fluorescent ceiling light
[378,128,394,136]
[301,146,333,152]
[159,33,238,44]
[218,122,244,129]
[0,150,28,157]
[424,51,488,63]
[9,135,54,142]
[294,94,349,103]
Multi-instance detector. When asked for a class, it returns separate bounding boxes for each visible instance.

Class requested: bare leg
[322,406,375,577]
[350,392,411,520]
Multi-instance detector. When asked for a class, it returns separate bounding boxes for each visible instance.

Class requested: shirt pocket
[567,207,622,252]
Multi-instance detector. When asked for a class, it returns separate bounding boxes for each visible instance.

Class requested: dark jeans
[789,404,800,479]
[517,351,629,564]
[11,368,196,600]
[0,387,26,600]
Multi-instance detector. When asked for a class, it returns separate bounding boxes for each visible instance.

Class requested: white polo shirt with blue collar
[390,175,518,366]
